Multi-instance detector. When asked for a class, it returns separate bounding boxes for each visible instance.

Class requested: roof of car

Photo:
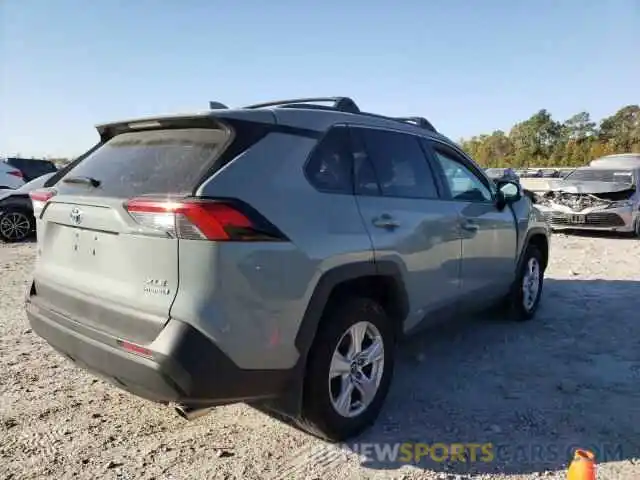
[94,97,449,144]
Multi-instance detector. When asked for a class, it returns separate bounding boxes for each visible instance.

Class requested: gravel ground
[1,234,639,480]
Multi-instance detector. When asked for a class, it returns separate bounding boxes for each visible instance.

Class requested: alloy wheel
[0,212,31,242]
[328,321,385,418]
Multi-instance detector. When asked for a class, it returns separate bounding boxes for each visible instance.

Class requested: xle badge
[144,279,171,296]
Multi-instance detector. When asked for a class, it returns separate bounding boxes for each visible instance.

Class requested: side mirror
[496,180,521,209]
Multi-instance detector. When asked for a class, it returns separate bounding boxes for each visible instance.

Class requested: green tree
[460,105,639,168]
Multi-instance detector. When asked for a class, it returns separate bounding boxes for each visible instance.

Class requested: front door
[424,140,517,309]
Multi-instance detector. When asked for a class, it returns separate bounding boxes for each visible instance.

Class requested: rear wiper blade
[62,176,101,188]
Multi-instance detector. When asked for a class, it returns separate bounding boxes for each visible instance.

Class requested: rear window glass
[56,129,228,198]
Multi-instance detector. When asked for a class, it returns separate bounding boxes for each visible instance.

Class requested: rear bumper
[26,294,291,406]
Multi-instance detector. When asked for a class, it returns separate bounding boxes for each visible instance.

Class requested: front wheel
[299,297,395,441]
[508,244,544,321]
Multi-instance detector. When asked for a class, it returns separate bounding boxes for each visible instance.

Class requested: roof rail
[392,116,437,132]
[243,97,361,114]
[239,97,437,132]
[209,101,229,110]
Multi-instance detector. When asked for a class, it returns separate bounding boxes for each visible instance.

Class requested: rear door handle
[460,220,479,232]
[372,214,400,230]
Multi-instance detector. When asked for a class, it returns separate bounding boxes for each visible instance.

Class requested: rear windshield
[55,128,228,198]
[564,168,635,183]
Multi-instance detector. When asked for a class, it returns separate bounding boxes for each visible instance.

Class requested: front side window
[431,147,493,202]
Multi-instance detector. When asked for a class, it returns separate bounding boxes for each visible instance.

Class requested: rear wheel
[0,208,34,243]
[508,244,544,321]
[299,297,395,441]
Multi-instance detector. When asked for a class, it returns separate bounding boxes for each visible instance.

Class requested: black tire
[0,208,34,243]
[298,297,395,442]
[508,244,544,321]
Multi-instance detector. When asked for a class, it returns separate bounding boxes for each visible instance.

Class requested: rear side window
[55,128,228,198]
[357,128,439,199]
[305,127,354,194]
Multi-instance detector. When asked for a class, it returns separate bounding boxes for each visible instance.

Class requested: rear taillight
[29,188,57,217]
[124,197,288,242]
[8,169,24,178]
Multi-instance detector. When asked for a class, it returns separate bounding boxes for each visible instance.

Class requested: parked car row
[516,167,574,178]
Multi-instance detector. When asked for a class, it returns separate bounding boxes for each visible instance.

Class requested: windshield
[563,168,635,183]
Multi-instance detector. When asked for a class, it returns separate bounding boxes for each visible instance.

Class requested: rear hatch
[31,123,235,344]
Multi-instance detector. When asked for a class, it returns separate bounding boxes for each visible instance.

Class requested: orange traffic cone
[567,449,596,480]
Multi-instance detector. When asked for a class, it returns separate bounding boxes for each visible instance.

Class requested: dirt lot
[1,234,639,480]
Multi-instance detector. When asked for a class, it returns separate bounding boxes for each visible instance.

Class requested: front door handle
[372,214,400,230]
[460,220,479,232]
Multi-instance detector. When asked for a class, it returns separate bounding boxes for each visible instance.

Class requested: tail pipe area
[174,405,214,421]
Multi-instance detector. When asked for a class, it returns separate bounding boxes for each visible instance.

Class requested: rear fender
[270,260,408,416]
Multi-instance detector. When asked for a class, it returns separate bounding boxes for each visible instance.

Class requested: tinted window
[358,129,439,199]
[5,158,57,181]
[431,147,493,202]
[56,128,227,198]
[29,161,57,178]
[305,127,354,194]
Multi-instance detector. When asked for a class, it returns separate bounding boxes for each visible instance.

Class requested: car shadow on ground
[343,278,640,476]
[554,229,637,240]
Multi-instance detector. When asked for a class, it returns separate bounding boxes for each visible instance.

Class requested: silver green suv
[26,97,550,441]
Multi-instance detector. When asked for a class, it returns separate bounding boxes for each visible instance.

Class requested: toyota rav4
[26,97,550,441]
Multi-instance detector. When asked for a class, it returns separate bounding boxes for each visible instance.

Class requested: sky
[1,0,639,158]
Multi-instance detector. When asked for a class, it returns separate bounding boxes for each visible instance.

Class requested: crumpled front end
[535,188,639,232]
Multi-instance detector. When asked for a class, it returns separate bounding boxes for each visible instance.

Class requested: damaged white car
[535,154,640,237]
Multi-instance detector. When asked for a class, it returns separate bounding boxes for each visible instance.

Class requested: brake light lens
[29,188,57,217]
[8,169,24,178]
[124,197,288,242]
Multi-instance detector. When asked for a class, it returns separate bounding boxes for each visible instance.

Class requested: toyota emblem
[69,207,83,225]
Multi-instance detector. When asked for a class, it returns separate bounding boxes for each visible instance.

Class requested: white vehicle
[535,154,640,237]
[0,161,26,190]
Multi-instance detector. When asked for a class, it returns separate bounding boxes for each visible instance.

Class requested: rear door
[350,126,462,332]
[424,139,517,308]
[32,126,230,344]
